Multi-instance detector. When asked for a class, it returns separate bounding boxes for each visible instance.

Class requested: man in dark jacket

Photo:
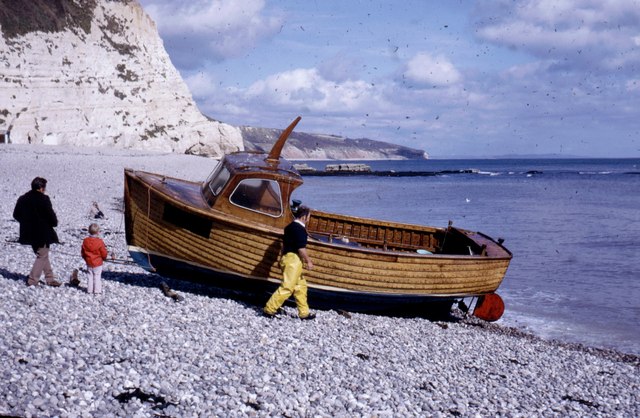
[13,177,61,287]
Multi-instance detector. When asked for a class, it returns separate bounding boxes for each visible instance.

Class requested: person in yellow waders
[263,205,316,320]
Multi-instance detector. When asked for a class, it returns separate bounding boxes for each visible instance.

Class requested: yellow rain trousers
[264,252,310,318]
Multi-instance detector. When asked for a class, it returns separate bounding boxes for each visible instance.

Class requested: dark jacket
[13,190,59,248]
[282,221,308,255]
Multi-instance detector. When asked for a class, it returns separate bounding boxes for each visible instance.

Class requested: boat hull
[128,246,456,315]
[124,169,511,314]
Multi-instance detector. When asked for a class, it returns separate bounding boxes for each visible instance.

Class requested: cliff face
[241,126,428,160]
[0,0,243,157]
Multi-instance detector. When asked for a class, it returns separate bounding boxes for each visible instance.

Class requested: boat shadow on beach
[100,269,462,321]
[103,269,269,309]
[0,266,461,321]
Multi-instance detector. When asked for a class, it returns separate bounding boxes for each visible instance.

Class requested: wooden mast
[266,116,301,164]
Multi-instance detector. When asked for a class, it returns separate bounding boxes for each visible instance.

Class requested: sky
[138,0,640,158]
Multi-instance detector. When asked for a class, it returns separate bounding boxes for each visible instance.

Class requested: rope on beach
[105,257,139,266]
[4,241,139,267]
[53,249,138,267]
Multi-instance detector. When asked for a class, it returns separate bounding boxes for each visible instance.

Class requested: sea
[291,158,640,356]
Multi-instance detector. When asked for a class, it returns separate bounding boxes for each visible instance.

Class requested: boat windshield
[229,178,283,217]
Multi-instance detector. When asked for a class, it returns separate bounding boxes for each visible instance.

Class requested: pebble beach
[0,144,638,417]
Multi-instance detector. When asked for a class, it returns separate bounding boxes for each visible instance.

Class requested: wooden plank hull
[124,169,512,312]
[127,246,456,314]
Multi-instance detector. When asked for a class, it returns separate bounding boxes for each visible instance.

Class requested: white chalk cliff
[0,0,243,157]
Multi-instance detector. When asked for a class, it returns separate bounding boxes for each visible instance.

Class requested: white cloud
[245,68,383,112]
[403,52,462,87]
[474,0,640,72]
[146,0,271,34]
[141,0,283,67]
[503,60,552,79]
[184,71,219,98]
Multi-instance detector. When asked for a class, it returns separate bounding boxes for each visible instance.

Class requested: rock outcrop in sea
[0,0,243,157]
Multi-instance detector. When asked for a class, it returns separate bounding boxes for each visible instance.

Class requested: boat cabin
[200,117,305,230]
[201,149,303,230]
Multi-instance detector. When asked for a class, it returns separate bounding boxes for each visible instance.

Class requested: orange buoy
[473,293,505,322]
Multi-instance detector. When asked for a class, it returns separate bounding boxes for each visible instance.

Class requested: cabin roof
[225,152,303,182]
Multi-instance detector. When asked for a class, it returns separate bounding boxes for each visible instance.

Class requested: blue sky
[138,0,640,157]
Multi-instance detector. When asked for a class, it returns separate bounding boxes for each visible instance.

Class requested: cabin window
[230,179,283,217]
[208,165,231,196]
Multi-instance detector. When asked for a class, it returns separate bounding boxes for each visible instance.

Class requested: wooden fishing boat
[124,117,512,319]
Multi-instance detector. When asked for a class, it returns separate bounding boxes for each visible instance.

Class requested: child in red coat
[81,223,108,294]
